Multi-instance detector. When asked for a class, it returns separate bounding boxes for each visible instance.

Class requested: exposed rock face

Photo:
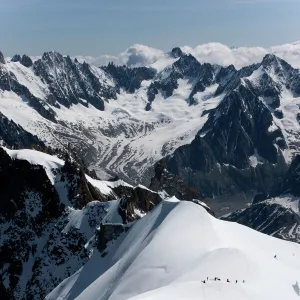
[20,54,33,67]
[224,199,300,243]
[11,54,22,62]
[97,224,130,255]
[0,51,5,64]
[0,112,45,148]
[150,160,203,201]
[145,54,217,109]
[117,186,162,223]
[102,62,156,93]
[280,155,300,196]
[0,145,169,299]
[0,148,64,299]
[33,52,117,110]
[0,148,114,299]
[224,154,300,243]
[170,47,184,58]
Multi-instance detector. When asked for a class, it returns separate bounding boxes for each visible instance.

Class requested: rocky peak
[261,54,291,70]
[41,50,64,64]
[20,54,33,67]
[170,47,184,58]
[0,50,5,64]
[11,54,22,62]
[172,54,202,77]
[33,51,117,110]
[215,64,237,85]
[102,62,156,93]
[203,83,286,165]
[261,54,294,80]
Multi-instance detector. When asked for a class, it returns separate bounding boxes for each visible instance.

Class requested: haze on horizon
[1,0,300,57]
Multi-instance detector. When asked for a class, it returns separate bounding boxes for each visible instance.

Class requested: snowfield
[47,199,300,300]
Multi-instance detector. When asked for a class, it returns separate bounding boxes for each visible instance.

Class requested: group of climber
[201,277,245,284]
[201,254,280,284]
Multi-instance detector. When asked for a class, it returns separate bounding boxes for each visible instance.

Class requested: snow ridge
[47,200,300,300]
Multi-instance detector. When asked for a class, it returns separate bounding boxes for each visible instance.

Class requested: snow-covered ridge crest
[73,41,300,70]
[47,200,300,300]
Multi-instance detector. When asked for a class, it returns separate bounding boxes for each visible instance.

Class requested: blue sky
[1,0,300,56]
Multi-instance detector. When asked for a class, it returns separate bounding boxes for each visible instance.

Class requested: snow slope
[47,199,300,300]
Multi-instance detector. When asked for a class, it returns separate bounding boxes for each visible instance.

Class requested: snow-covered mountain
[2,45,300,214]
[47,198,300,300]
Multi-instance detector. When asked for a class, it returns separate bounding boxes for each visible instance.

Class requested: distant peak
[261,53,293,70]
[20,54,33,67]
[262,53,277,63]
[41,51,64,61]
[11,54,21,62]
[0,50,5,64]
[170,47,184,58]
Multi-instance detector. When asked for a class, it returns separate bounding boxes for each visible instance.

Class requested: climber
[274,254,277,259]
[202,280,206,284]
[227,279,230,283]
[236,280,238,283]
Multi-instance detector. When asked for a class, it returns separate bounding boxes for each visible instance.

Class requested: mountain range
[2,44,300,212]
[2,42,300,299]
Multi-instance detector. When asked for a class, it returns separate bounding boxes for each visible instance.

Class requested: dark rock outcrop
[0,51,5,64]
[170,47,184,58]
[11,54,21,62]
[224,200,300,243]
[33,52,117,110]
[0,112,45,149]
[102,62,156,93]
[117,186,162,223]
[97,224,130,255]
[0,148,64,299]
[150,160,203,201]
[20,54,33,67]
[281,155,300,196]
[224,154,300,244]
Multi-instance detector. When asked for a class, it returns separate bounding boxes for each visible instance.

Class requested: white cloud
[75,41,300,70]
[75,44,165,68]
